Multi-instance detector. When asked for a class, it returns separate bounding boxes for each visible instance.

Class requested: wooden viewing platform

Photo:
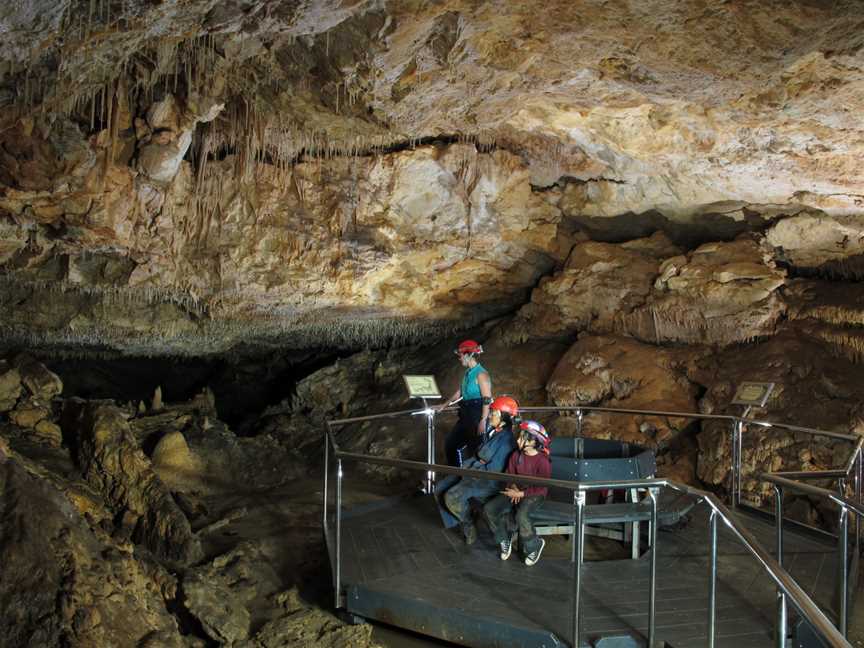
[332,493,842,648]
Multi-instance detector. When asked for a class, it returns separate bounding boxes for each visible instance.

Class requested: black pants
[445,399,483,466]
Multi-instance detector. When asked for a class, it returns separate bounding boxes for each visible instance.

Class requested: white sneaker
[524,538,546,566]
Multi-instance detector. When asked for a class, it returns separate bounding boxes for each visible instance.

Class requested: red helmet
[490,396,519,417]
[455,339,483,356]
[519,420,551,454]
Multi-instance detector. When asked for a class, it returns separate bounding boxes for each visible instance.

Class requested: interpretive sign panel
[731,382,775,407]
[403,375,441,399]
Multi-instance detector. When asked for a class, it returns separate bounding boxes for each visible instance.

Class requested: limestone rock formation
[507,235,670,341]
[9,401,50,428]
[0,451,183,648]
[34,418,63,447]
[14,354,63,400]
[249,604,381,648]
[623,237,787,345]
[0,2,861,354]
[780,278,864,365]
[65,401,203,565]
[182,572,251,644]
[0,360,22,412]
[689,329,864,505]
[766,212,864,277]
[547,335,702,452]
[150,430,203,491]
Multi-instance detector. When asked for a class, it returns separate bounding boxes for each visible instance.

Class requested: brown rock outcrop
[2,0,862,354]
[66,401,203,565]
[14,354,63,400]
[0,452,183,647]
[782,279,864,363]
[547,335,701,450]
[690,329,864,505]
[507,236,665,342]
[34,418,63,447]
[622,237,787,346]
[150,430,203,491]
[0,360,22,412]
[9,400,50,428]
[766,212,864,277]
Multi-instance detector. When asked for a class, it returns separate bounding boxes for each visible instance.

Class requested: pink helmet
[519,420,551,454]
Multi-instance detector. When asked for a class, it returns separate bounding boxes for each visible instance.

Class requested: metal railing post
[735,420,743,507]
[323,429,330,530]
[648,489,658,648]
[425,403,436,494]
[730,420,739,508]
[856,450,862,555]
[774,485,786,648]
[838,506,848,637]
[576,408,583,438]
[707,510,717,648]
[335,458,343,610]
[572,490,586,648]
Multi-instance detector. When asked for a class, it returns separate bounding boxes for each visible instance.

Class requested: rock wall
[0,1,862,355]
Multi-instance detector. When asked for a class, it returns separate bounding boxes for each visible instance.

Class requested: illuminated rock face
[0,1,863,353]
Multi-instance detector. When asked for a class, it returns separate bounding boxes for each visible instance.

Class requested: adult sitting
[437,396,519,544]
[440,339,492,466]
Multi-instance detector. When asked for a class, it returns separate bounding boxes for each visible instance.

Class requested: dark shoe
[500,531,517,560]
[463,523,478,545]
[525,538,546,566]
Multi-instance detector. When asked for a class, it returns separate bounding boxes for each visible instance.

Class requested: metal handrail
[327,403,863,512]
[327,404,860,442]
[762,471,864,640]
[763,474,864,518]
[324,433,852,648]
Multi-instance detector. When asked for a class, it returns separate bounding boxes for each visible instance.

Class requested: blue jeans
[436,475,499,530]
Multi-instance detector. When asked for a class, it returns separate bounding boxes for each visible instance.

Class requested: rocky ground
[0,354,388,648]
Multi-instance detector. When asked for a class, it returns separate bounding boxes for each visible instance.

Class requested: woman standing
[440,339,492,466]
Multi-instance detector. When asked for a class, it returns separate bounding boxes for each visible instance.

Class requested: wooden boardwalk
[336,493,840,648]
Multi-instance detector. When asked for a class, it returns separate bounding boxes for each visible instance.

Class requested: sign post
[729,382,776,507]
[404,375,442,494]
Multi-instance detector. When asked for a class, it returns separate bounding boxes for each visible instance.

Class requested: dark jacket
[460,425,516,490]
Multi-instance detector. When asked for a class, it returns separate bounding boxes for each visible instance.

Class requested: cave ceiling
[1,0,863,355]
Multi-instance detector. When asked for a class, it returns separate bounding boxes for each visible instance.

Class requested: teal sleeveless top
[461,363,490,401]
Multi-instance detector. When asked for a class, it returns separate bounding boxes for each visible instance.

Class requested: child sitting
[482,420,551,566]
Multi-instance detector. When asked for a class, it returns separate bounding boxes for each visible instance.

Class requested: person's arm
[475,371,491,433]
[436,387,461,412]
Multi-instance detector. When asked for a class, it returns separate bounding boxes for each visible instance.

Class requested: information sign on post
[731,382,775,408]
[403,375,441,495]
[403,375,441,400]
